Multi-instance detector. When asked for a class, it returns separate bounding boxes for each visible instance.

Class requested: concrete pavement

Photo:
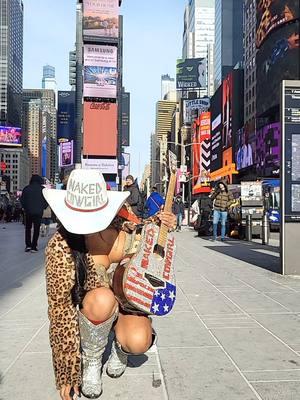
[1,223,300,399]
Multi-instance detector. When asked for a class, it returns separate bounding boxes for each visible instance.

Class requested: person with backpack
[144,186,165,218]
[123,175,144,217]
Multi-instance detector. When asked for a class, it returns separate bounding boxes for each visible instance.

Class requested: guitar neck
[157,172,177,248]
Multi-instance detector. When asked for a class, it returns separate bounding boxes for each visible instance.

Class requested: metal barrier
[245,214,253,241]
[262,213,270,245]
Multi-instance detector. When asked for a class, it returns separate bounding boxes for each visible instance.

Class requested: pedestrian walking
[43,169,175,400]
[20,175,48,252]
[210,181,234,241]
[172,195,185,231]
[40,206,52,237]
[144,186,165,218]
[123,175,144,217]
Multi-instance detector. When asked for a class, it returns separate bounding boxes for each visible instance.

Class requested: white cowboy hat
[43,169,130,234]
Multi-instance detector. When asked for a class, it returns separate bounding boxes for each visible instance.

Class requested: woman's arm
[45,235,81,392]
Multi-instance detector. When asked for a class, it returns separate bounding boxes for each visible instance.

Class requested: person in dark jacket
[20,175,48,252]
[172,195,185,231]
[123,175,143,217]
[144,186,165,218]
[210,181,234,241]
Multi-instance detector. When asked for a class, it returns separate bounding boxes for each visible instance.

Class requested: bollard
[262,213,270,245]
[245,214,252,241]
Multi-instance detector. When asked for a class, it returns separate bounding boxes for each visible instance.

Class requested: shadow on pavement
[200,237,281,274]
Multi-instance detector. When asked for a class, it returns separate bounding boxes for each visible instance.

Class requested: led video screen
[256,20,300,117]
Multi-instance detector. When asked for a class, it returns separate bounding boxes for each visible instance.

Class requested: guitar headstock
[168,151,177,175]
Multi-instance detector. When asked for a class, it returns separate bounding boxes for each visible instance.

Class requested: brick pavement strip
[1,224,300,399]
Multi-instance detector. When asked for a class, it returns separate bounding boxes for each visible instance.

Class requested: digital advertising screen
[183,98,210,124]
[84,45,117,99]
[176,58,207,89]
[0,126,22,147]
[256,122,281,177]
[57,91,75,143]
[283,83,300,222]
[192,112,211,195]
[256,0,300,48]
[235,127,256,171]
[83,0,119,39]
[59,141,74,168]
[121,152,130,185]
[83,102,117,157]
[121,92,130,146]
[222,72,233,149]
[210,85,223,172]
[256,20,300,117]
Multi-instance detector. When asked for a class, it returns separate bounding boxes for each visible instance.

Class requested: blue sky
[23,0,186,179]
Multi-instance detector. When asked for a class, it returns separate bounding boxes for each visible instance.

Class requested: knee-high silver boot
[78,311,117,398]
[106,330,157,378]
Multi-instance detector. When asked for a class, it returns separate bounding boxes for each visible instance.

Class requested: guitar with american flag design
[113,151,177,316]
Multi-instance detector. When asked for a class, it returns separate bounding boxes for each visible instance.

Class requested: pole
[262,213,270,245]
[188,177,191,226]
[182,181,185,204]
[245,214,252,241]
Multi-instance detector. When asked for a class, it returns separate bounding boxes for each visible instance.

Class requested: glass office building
[214,0,243,91]
[0,0,23,127]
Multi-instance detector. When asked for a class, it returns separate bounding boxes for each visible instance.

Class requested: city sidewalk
[1,223,300,399]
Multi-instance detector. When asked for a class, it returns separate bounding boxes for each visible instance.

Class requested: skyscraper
[22,89,57,180]
[0,0,23,127]
[244,0,256,131]
[161,74,176,100]
[182,0,215,96]
[214,0,243,91]
[42,64,57,108]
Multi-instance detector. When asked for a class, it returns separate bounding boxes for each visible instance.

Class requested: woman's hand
[158,210,176,231]
[59,384,80,400]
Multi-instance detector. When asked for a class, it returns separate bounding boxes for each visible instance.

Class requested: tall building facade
[244,0,256,131]
[161,74,176,100]
[42,64,57,108]
[214,0,243,91]
[154,100,177,191]
[0,0,23,127]
[182,0,215,96]
[22,89,57,180]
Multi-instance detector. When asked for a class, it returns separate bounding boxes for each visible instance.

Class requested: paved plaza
[1,223,300,399]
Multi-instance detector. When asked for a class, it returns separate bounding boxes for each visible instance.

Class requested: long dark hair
[59,226,88,308]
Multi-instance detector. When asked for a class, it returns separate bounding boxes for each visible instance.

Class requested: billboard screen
[256,0,300,48]
[210,85,223,172]
[59,141,74,168]
[256,20,300,117]
[235,127,256,171]
[81,158,118,174]
[183,98,210,124]
[121,92,130,146]
[84,45,117,99]
[192,112,211,195]
[176,58,207,89]
[83,102,117,157]
[57,91,75,143]
[83,0,119,39]
[0,126,22,147]
[222,72,233,149]
[256,122,281,177]
[121,153,130,185]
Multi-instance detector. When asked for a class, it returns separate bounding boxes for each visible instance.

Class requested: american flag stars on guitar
[150,282,177,316]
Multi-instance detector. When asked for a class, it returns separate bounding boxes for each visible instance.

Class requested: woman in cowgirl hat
[43,169,175,400]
